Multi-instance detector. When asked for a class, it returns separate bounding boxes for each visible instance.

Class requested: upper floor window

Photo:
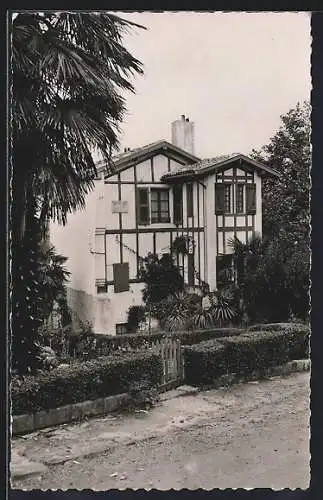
[215,183,231,214]
[246,183,256,214]
[236,184,244,213]
[136,187,170,224]
[216,182,256,215]
[173,185,183,224]
[151,188,170,223]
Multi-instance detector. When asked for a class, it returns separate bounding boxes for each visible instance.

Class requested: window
[186,183,194,217]
[113,262,129,293]
[246,184,256,214]
[236,184,244,213]
[151,189,170,223]
[116,323,128,335]
[97,284,108,294]
[137,188,150,225]
[173,185,183,224]
[216,254,234,288]
[224,184,231,213]
[215,183,232,214]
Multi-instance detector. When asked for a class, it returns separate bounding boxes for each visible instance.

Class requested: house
[50,115,279,335]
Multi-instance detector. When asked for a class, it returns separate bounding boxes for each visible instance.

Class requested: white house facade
[50,115,279,335]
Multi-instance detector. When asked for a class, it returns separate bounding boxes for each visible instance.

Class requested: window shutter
[186,183,193,217]
[173,185,183,224]
[113,263,129,293]
[136,188,149,225]
[215,184,225,214]
[187,254,194,286]
[246,184,256,214]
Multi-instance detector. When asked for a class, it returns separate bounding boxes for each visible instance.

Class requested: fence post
[181,345,185,382]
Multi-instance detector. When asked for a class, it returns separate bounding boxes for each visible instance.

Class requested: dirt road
[12,372,310,490]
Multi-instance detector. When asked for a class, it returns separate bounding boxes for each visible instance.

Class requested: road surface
[12,372,310,490]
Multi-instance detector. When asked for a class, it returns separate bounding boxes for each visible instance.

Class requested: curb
[209,359,310,389]
[12,392,130,436]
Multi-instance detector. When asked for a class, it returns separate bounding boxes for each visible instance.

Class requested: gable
[162,153,280,182]
[98,140,199,180]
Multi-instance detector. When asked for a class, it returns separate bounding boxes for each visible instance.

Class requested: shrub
[127,377,160,410]
[11,351,163,415]
[87,328,243,358]
[183,326,309,387]
[184,340,228,386]
[248,322,308,332]
[126,305,146,333]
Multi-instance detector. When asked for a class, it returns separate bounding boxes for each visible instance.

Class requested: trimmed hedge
[184,340,228,386]
[64,328,243,359]
[184,326,310,387]
[12,351,163,416]
[248,322,309,332]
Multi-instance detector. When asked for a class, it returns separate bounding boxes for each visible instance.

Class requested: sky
[113,11,311,159]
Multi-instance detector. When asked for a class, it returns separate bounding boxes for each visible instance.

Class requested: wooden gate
[156,338,184,391]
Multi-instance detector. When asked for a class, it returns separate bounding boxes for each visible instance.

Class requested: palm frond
[12,12,145,237]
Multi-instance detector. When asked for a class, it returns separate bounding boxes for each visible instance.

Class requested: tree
[37,242,71,324]
[139,252,184,307]
[252,101,310,246]
[250,102,310,322]
[11,12,145,372]
[12,12,144,242]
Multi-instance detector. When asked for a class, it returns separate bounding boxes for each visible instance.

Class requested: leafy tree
[139,252,185,306]
[12,206,71,372]
[11,12,144,372]
[126,305,146,333]
[252,101,310,246]
[250,101,310,322]
[229,233,308,324]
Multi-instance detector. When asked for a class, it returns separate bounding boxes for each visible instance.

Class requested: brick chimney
[171,115,195,155]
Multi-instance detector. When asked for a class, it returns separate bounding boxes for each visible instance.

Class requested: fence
[155,338,184,390]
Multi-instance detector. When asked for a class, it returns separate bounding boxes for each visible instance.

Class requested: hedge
[11,351,163,416]
[184,326,310,387]
[62,328,243,359]
[248,322,309,333]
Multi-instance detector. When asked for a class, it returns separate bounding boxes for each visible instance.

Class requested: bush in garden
[184,340,228,386]
[127,377,160,410]
[126,305,146,333]
[64,327,243,359]
[11,350,163,415]
[183,326,309,387]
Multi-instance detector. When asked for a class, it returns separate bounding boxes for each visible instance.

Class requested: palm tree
[11,12,145,372]
[12,12,145,243]
[228,233,265,287]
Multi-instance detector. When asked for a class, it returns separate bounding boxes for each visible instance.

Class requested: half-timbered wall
[204,160,262,290]
[50,153,263,335]
[98,153,204,290]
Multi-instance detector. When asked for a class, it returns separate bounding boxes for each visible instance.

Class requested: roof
[161,153,280,181]
[96,140,200,177]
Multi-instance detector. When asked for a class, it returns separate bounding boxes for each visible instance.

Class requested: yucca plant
[159,292,200,332]
[208,289,236,327]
